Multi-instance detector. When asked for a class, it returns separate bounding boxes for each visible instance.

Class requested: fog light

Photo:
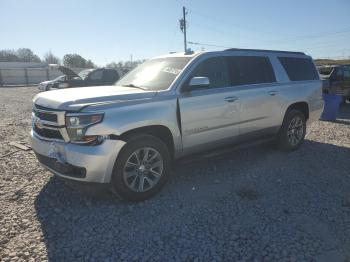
[76,129,83,136]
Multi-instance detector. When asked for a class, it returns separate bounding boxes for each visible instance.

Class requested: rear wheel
[111,134,171,202]
[277,109,306,151]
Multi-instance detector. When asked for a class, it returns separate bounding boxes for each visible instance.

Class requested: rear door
[179,56,240,153]
[226,56,281,136]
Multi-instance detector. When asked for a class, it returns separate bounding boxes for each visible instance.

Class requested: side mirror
[189,76,210,88]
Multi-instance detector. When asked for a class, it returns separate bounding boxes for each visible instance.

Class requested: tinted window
[227,56,276,86]
[344,68,350,80]
[190,57,230,89]
[89,70,103,80]
[104,70,119,83]
[278,57,319,81]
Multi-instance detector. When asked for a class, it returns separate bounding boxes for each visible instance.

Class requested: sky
[1,0,350,66]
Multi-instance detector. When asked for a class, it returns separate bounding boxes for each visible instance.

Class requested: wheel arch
[119,125,175,159]
[285,101,309,120]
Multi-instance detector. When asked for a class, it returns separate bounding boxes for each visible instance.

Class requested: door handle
[268,90,278,96]
[224,96,239,102]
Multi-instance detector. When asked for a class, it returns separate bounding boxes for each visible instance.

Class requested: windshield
[116,57,192,90]
[318,67,334,75]
[78,69,93,80]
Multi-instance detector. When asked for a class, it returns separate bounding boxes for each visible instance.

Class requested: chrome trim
[32,112,60,127]
[38,125,61,131]
[66,111,105,117]
[40,120,62,127]
[60,128,70,142]
[34,108,57,114]
[32,105,69,142]
[57,112,66,126]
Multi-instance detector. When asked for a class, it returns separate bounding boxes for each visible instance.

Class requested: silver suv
[31,49,323,201]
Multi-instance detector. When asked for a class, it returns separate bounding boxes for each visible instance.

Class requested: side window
[89,70,103,81]
[343,68,350,80]
[227,56,276,86]
[278,57,319,81]
[336,68,344,80]
[190,57,230,89]
[103,70,119,83]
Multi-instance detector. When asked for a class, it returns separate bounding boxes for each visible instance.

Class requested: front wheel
[277,109,306,151]
[111,134,171,202]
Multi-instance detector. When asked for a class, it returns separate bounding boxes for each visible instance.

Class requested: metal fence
[0,67,84,86]
[0,67,132,86]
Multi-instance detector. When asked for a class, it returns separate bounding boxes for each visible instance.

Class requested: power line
[192,20,350,44]
[187,8,350,43]
[187,8,280,36]
[261,28,350,44]
[187,41,233,49]
[183,7,350,56]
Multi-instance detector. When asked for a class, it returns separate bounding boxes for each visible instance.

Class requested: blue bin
[320,94,342,121]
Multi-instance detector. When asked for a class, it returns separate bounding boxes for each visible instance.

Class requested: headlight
[65,112,104,144]
[58,83,69,88]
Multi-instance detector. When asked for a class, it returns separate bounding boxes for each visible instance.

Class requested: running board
[176,136,275,166]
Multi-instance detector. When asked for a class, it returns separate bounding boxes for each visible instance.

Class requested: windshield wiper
[121,83,147,90]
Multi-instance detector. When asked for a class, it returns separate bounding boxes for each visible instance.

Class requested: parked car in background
[318,65,350,100]
[31,49,323,201]
[38,66,120,91]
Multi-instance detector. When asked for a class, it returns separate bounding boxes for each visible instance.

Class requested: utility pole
[179,6,187,53]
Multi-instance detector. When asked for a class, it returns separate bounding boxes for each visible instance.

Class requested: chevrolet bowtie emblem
[35,118,44,129]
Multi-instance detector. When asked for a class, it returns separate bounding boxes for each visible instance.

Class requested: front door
[178,57,240,154]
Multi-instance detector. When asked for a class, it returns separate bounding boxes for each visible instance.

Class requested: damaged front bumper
[31,130,126,183]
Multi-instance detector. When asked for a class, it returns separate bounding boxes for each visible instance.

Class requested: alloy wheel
[122,147,164,192]
[287,115,304,146]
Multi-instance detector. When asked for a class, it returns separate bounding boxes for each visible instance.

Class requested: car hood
[39,79,56,85]
[33,85,157,111]
[58,66,80,78]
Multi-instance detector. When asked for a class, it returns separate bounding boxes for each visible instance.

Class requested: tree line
[0,48,95,68]
[0,48,145,70]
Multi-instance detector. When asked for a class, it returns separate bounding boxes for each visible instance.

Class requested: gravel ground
[0,86,350,261]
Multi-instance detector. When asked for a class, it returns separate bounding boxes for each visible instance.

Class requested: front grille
[34,111,57,122]
[33,104,66,141]
[34,104,62,111]
[34,125,63,140]
[35,153,86,178]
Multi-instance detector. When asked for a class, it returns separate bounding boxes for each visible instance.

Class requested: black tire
[111,134,171,202]
[277,109,306,151]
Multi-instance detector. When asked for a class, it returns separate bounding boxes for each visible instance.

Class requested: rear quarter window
[278,57,319,81]
[104,70,119,82]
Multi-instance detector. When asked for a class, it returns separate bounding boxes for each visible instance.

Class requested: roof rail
[224,48,305,55]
